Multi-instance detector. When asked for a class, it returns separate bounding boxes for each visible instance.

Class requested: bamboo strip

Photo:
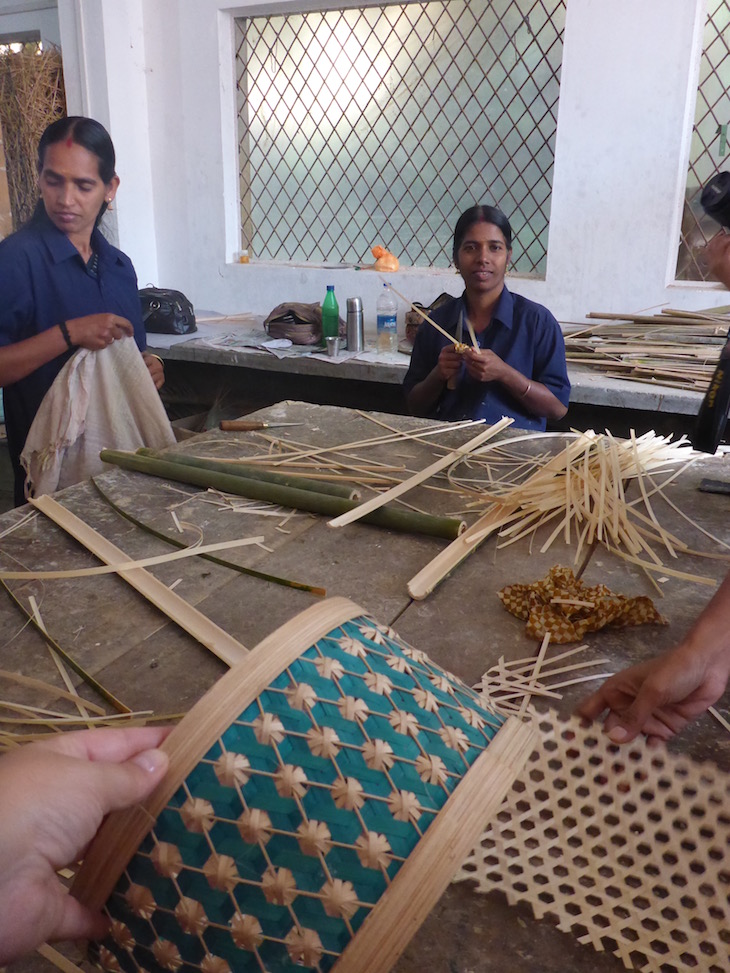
[0,669,106,715]
[30,496,250,667]
[91,479,327,597]
[328,418,513,529]
[386,283,462,347]
[0,580,131,714]
[0,535,264,580]
[36,944,85,973]
[27,595,92,723]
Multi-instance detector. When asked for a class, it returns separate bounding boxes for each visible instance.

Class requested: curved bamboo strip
[30,496,249,667]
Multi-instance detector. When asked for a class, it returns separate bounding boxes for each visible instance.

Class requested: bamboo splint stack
[564,307,730,391]
[409,428,710,599]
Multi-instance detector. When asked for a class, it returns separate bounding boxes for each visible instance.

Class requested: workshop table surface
[4,401,730,973]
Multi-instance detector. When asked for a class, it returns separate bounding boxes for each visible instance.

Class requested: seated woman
[0,116,165,505]
[403,205,569,430]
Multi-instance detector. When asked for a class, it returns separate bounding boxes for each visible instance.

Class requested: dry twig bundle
[0,44,65,229]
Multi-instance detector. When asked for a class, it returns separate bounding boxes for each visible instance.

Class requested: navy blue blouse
[402,287,570,431]
[0,211,146,498]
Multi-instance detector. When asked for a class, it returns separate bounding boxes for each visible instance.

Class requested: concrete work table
[149,326,706,419]
[4,402,730,973]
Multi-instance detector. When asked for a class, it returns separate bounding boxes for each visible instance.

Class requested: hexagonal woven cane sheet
[456,714,730,972]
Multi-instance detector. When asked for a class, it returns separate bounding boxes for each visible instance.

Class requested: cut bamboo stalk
[101,451,465,540]
[328,418,513,529]
[30,496,250,667]
[408,502,520,600]
[136,448,361,500]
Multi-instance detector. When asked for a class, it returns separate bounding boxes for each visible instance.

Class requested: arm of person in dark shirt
[0,314,133,387]
[406,344,463,415]
[462,347,568,420]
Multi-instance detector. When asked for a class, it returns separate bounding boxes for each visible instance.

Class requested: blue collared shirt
[0,211,146,495]
[403,287,570,431]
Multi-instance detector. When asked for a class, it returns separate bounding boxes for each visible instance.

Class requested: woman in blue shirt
[0,116,164,504]
[403,205,569,431]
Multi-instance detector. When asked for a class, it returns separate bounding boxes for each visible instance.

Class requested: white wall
[40,1,730,325]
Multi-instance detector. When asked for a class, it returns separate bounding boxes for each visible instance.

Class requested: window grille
[677,0,730,281]
[235,1,565,275]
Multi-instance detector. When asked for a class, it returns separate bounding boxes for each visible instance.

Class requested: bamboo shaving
[0,534,265,580]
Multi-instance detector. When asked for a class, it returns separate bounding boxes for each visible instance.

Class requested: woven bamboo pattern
[498,565,667,644]
[456,713,730,972]
[92,612,510,973]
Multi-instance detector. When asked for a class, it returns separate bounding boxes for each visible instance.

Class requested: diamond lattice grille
[236,1,565,275]
[677,0,730,281]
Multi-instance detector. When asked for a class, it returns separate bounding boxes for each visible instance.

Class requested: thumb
[88,748,169,815]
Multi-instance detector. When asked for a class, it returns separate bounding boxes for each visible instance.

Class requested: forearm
[406,366,446,416]
[674,572,730,673]
[495,362,568,421]
[0,326,68,387]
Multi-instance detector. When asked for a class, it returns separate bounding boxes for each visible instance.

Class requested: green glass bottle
[321,285,339,343]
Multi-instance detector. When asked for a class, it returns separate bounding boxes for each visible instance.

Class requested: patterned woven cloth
[498,565,667,643]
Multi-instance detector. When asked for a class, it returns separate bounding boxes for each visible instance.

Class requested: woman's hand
[463,347,507,383]
[143,352,165,390]
[576,644,730,747]
[66,314,134,351]
[436,344,464,383]
[0,726,170,964]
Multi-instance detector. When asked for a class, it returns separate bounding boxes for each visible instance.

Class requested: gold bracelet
[146,353,165,367]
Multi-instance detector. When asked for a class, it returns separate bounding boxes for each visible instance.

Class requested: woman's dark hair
[452,204,512,264]
[31,116,116,226]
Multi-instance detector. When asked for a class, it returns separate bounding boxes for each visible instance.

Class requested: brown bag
[264,302,322,345]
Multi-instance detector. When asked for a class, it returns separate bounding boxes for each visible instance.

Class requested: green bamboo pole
[91,478,326,597]
[100,450,464,540]
[136,448,360,500]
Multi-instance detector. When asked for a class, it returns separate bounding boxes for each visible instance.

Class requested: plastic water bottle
[321,285,339,343]
[376,284,398,355]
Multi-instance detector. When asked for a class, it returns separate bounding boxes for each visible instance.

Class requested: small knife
[219,420,304,432]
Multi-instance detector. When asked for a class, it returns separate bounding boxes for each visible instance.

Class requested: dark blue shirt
[0,211,146,499]
[403,288,570,431]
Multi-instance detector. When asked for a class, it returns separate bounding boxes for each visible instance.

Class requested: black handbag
[139,287,197,335]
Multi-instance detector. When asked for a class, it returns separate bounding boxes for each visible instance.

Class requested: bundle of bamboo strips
[564,308,730,392]
[409,429,718,599]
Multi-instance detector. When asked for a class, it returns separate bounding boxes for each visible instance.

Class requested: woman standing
[403,204,569,430]
[0,116,164,504]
